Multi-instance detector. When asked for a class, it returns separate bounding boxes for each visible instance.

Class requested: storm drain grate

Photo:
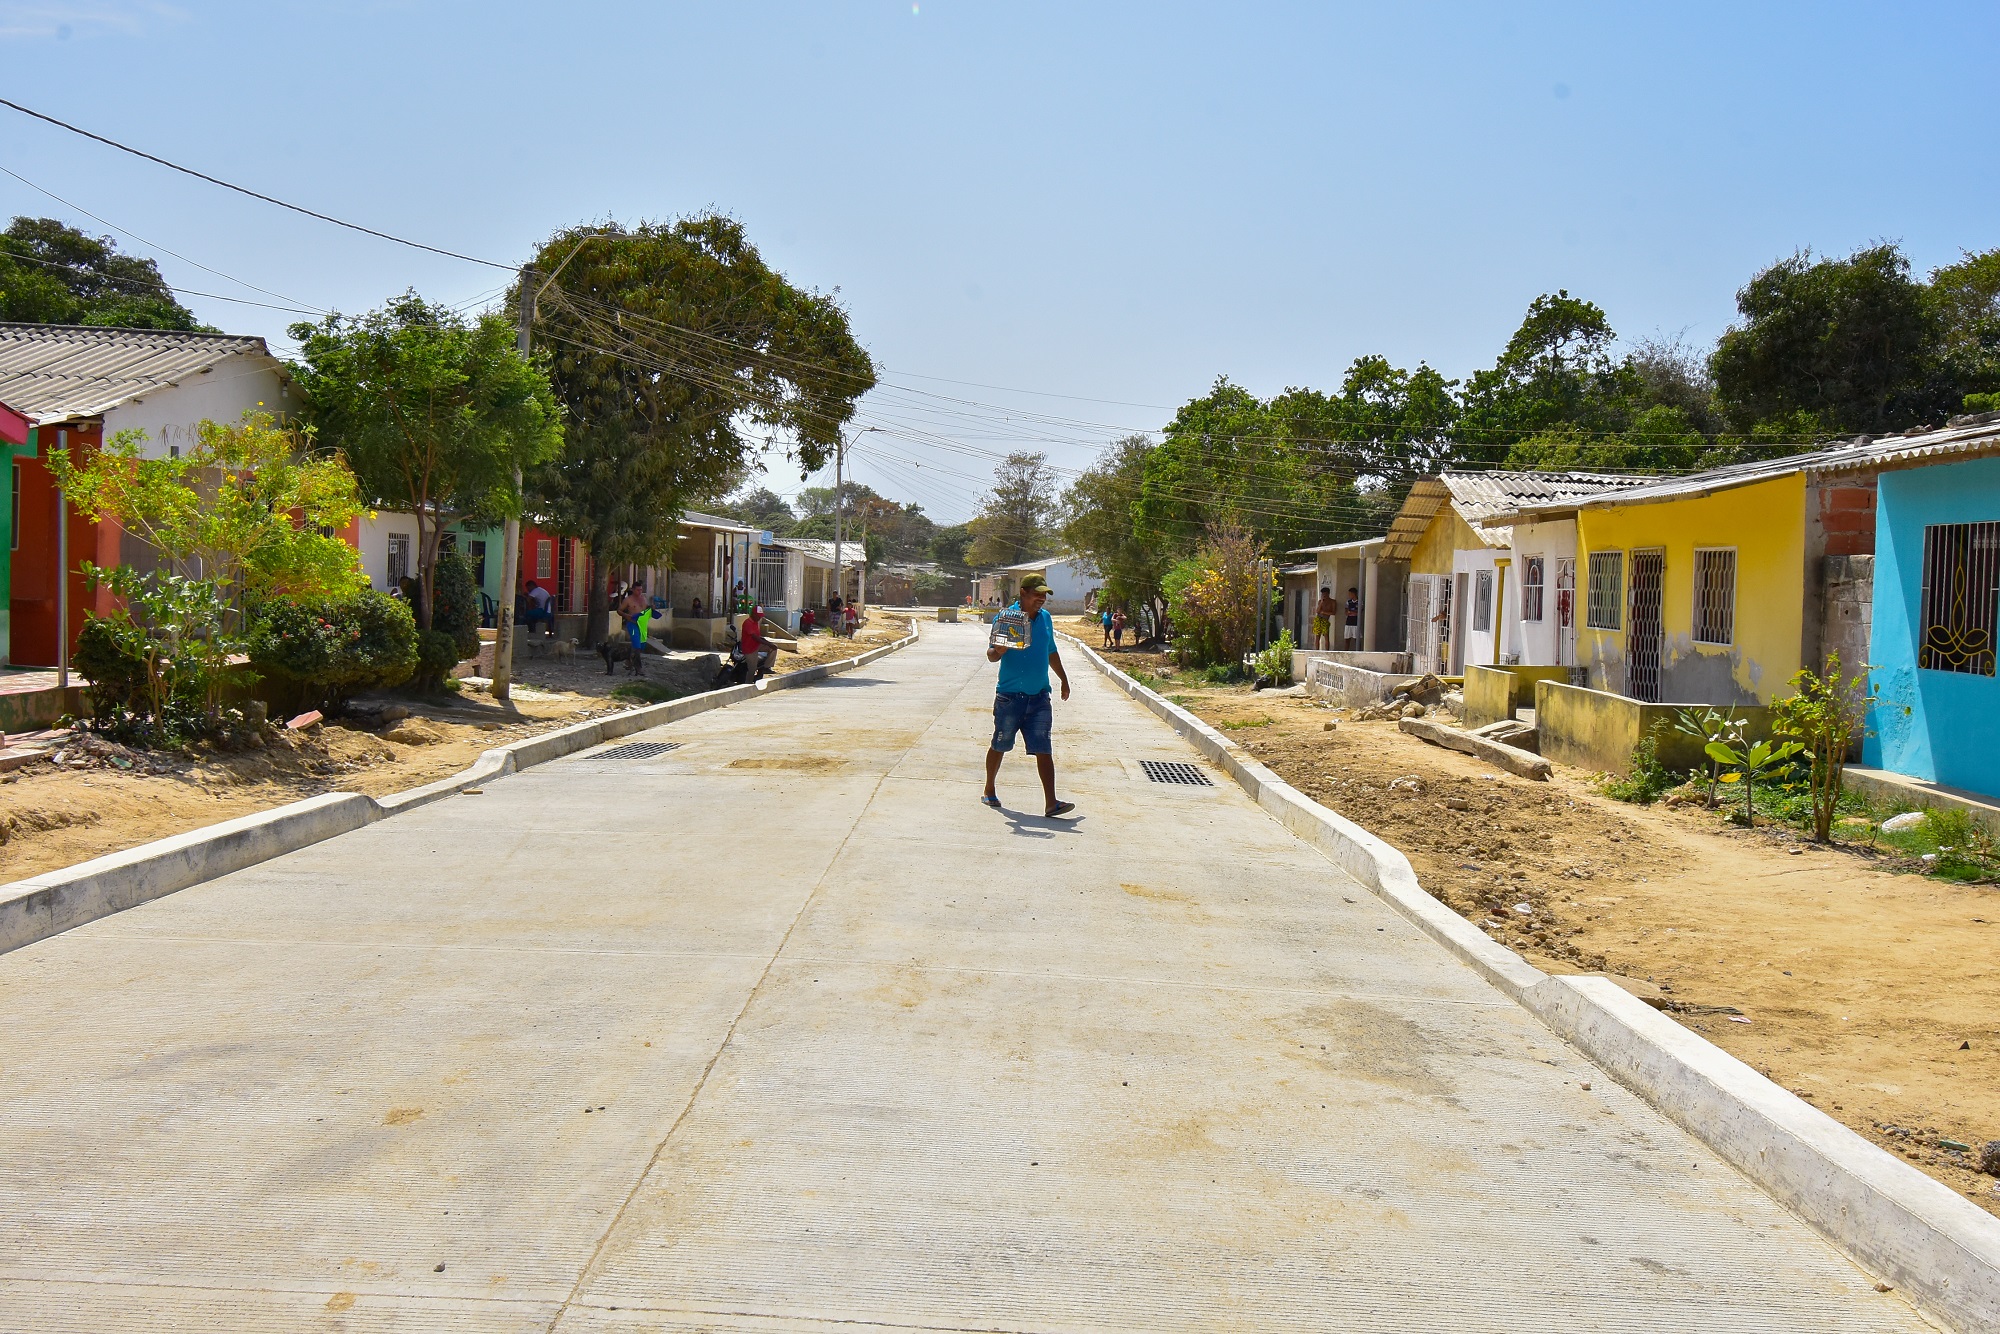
[1139,759,1212,787]
[592,741,681,761]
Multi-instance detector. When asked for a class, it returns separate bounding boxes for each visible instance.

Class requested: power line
[0,96,514,271]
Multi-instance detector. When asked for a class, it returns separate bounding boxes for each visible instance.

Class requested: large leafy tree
[1928,248,2000,407]
[0,216,205,330]
[524,215,875,642]
[967,451,1061,568]
[290,292,563,627]
[1460,291,1636,458]
[1062,434,1168,628]
[1710,245,1951,435]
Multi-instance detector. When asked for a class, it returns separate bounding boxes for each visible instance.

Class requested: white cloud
[0,1,185,40]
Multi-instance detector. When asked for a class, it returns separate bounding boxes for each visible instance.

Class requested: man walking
[982,573,1075,818]
[1312,586,1336,650]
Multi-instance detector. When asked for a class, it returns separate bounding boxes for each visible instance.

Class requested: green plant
[1163,524,1266,668]
[1705,735,1806,824]
[1603,723,1679,803]
[71,567,249,744]
[412,629,464,693]
[1671,705,1746,806]
[71,614,152,732]
[430,550,483,660]
[1252,629,1295,684]
[1772,652,1875,842]
[249,590,419,714]
[1876,806,2000,881]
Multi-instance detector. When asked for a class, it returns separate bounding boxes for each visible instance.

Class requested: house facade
[0,324,294,667]
[981,555,1099,614]
[1860,422,2000,799]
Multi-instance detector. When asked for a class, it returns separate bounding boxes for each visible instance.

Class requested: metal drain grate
[592,741,681,761]
[1139,759,1212,787]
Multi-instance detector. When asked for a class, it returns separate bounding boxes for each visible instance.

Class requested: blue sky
[3,1,1996,519]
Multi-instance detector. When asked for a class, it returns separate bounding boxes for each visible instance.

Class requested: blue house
[1864,419,2000,800]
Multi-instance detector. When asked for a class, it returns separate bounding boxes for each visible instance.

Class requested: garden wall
[1535,679,1774,776]
[1462,665,1571,730]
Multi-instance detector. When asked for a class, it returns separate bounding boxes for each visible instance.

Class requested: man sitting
[736,605,779,682]
[522,580,555,634]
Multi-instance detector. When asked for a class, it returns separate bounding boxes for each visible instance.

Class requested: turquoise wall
[1864,455,2000,798]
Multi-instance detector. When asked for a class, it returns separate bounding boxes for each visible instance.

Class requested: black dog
[597,637,644,676]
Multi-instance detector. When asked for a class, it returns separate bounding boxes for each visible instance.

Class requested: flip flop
[980,793,1003,808]
[1045,800,1076,818]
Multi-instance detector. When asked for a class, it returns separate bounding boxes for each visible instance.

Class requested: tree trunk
[414,509,435,631]
[582,545,609,648]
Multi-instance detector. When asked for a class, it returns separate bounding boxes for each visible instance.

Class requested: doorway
[1449,572,1468,674]
[1555,557,1576,668]
[1626,549,1665,702]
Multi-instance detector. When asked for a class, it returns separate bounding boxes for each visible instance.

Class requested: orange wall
[9,424,120,668]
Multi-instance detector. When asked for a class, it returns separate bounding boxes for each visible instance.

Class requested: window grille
[1473,569,1493,632]
[386,534,411,587]
[1586,551,1623,630]
[535,539,553,580]
[1919,521,2000,676]
[556,537,574,611]
[1627,550,1666,703]
[1692,548,1736,645]
[1555,558,1576,667]
[1521,555,1545,622]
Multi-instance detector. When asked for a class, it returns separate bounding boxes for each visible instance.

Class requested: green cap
[1019,573,1051,594]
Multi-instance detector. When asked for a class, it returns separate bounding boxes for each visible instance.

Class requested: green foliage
[412,629,464,693]
[0,216,205,330]
[430,550,483,660]
[1772,653,1875,842]
[967,451,1060,568]
[1252,630,1295,684]
[1877,808,2000,882]
[1711,244,1956,434]
[1460,291,1634,457]
[1704,735,1807,824]
[1671,704,1747,805]
[70,567,247,745]
[1062,435,1169,621]
[1602,724,1679,804]
[249,590,418,714]
[72,615,153,732]
[609,678,696,705]
[1163,525,1265,668]
[290,291,562,628]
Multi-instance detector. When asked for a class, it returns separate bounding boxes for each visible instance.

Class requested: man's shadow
[994,805,1086,839]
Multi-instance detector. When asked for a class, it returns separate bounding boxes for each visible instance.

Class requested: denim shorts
[991,690,1053,755]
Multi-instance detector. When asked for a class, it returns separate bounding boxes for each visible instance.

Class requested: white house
[981,555,1099,614]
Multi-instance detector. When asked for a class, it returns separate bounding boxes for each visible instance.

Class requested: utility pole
[490,270,533,704]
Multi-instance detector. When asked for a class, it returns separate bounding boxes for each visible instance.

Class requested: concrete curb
[1064,635,2000,1333]
[0,621,922,961]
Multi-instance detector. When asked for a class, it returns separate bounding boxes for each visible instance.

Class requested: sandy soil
[1145,667,2000,1215]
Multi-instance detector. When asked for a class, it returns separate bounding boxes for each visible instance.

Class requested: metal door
[1406,577,1434,673]
[1626,549,1665,702]
[1555,557,1576,667]
[1449,573,1468,674]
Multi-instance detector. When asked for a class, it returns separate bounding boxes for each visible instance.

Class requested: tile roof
[0,322,277,424]
[772,538,857,563]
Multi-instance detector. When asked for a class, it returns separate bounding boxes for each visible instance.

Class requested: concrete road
[0,624,1931,1331]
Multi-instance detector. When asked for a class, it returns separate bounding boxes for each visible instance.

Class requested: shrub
[411,629,464,693]
[72,615,152,731]
[1602,723,1680,804]
[250,589,418,714]
[430,550,483,660]
[1163,525,1266,668]
[1772,652,1874,842]
[1252,630,1295,684]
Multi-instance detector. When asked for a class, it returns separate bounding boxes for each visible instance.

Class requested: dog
[548,637,576,664]
[597,637,644,676]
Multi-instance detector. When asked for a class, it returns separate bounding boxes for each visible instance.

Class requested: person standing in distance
[982,573,1075,817]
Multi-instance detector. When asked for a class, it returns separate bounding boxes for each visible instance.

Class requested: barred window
[1473,569,1493,632]
[1586,550,1623,630]
[1692,548,1736,645]
[535,538,554,580]
[1520,555,1545,622]
[1920,521,2000,676]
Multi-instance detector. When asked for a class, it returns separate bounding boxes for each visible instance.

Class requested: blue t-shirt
[995,604,1054,695]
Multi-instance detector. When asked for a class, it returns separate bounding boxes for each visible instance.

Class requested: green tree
[1459,291,1636,457]
[0,216,205,330]
[525,215,875,643]
[1710,244,1951,435]
[929,522,974,574]
[1062,434,1168,627]
[967,451,1060,568]
[1928,248,2000,405]
[290,292,562,628]
[717,486,798,534]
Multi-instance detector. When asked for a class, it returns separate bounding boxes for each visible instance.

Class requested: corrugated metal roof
[0,322,277,424]
[679,509,762,535]
[771,538,850,563]
[1499,417,2000,518]
[1379,471,1651,559]
[1289,536,1386,556]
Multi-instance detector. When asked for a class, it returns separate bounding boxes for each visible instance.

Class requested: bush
[411,629,463,693]
[1163,525,1267,668]
[1602,723,1680,804]
[250,589,418,714]
[72,615,152,731]
[431,550,483,660]
[1252,630,1295,684]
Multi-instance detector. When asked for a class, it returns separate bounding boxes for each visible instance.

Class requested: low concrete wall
[1463,665,1570,729]
[1845,766,2000,839]
[1534,679,1773,775]
[1065,631,2000,1334]
[1304,657,1413,708]
[1294,648,1410,679]
[0,683,85,733]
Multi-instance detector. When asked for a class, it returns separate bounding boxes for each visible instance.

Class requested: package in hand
[989,609,1030,651]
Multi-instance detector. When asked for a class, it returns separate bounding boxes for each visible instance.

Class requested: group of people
[1311,585,1361,650]
[1095,606,1129,649]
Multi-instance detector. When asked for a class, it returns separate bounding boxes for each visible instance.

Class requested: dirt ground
[1105,644,2000,1215]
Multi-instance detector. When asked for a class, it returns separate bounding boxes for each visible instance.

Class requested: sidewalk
[0,623,1928,1330]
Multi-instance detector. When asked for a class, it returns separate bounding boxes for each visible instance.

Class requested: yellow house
[1499,448,1884,704]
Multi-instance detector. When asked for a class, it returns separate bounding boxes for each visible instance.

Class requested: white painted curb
[0,622,921,960]
[1066,635,2000,1333]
